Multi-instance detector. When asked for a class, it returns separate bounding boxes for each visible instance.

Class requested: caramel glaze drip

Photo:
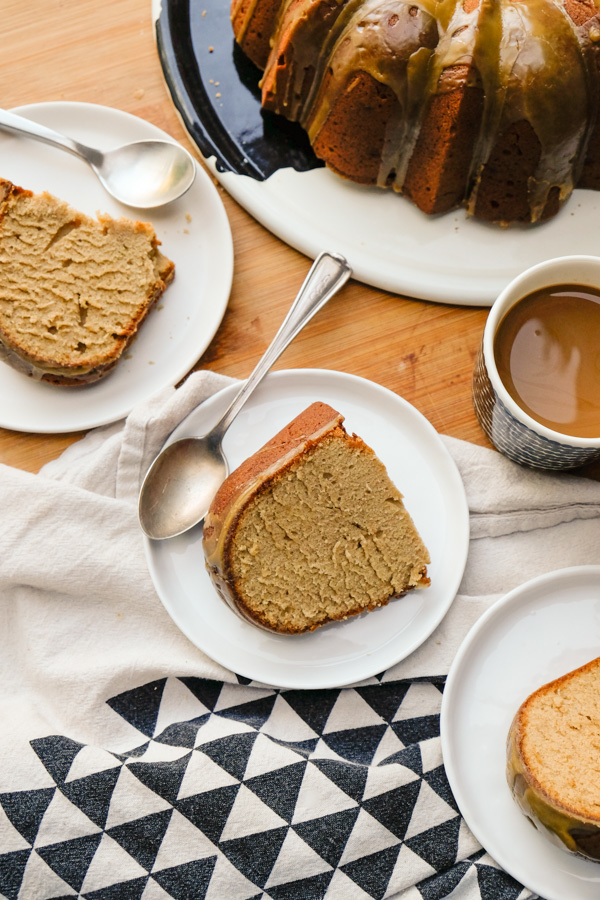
[235,0,600,223]
[507,713,600,860]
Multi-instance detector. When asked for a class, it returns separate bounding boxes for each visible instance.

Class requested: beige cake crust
[507,656,600,860]
[203,401,430,634]
[0,179,174,385]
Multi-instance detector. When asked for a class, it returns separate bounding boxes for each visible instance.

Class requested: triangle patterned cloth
[1,675,529,900]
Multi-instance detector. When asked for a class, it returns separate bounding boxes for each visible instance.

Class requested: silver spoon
[0,107,196,208]
[139,251,352,540]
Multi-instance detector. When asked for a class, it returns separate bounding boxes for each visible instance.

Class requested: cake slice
[507,656,600,860]
[202,401,430,634]
[0,178,174,385]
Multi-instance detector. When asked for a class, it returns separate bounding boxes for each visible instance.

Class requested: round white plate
[210,166,600,308]
[441,566,600,900]
[144,368,469,689]
[0,101,233,433]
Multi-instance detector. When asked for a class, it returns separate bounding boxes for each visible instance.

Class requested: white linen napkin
[1,369,598,900]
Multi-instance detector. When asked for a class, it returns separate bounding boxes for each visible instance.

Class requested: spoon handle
[0,108,98,165]
[213,251,352,442]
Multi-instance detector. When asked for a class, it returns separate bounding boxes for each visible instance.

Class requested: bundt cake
[231,0,600,225]
[506,656,600,860]
[202,401,430,634]
[0,179,174,385]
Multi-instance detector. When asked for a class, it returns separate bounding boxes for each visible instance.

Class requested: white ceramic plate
[144,368,469,688]
[0,101,233,433]
[210,166,600,308]
[441,566,600,900]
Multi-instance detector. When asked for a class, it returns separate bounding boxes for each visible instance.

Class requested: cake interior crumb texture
[228,429,430,633]
[0,179,174,382]
[519,659,600,818]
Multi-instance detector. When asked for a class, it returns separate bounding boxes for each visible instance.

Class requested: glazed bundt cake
[202,402,430,634]
[231,0,600,225]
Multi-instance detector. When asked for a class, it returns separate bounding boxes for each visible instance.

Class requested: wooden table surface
[2,0,496,474]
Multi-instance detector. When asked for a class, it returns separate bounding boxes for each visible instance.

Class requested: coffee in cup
[473,256,600,470]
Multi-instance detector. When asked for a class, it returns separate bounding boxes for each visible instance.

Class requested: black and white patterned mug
[472,255,600,471]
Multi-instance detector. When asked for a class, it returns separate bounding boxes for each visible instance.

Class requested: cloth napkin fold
[1,370,599,900]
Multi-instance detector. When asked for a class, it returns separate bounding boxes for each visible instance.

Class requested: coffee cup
[473,255,600,470]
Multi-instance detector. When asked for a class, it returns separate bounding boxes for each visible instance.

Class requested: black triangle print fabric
[0,675,535,900]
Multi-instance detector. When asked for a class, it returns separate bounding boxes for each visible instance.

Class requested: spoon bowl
[0,107,196,208]
[139,251,352,540]
[90,139,196,208]
[141,436,228,540]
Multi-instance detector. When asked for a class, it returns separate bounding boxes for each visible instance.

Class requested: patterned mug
[472,255,600,471]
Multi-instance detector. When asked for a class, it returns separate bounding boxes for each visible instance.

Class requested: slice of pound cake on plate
[0,178,174,385]
[203,401,430,633]
[507,656,600,860]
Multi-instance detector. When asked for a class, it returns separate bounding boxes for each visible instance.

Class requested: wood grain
[2,0,494,474]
